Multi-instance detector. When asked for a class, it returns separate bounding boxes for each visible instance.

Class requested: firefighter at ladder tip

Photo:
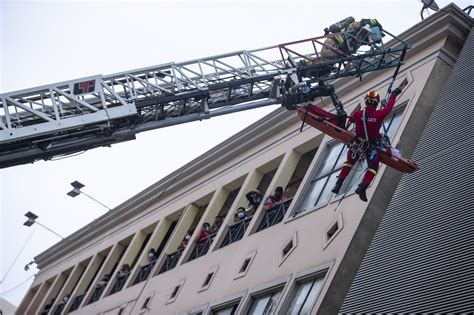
[331,81,405,202]
[321,16,384,60]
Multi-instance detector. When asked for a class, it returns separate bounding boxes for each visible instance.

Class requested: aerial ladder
[0,21,409,169]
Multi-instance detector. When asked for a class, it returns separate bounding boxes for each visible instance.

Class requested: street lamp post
[67,180,111,211]
[23,211,64,239]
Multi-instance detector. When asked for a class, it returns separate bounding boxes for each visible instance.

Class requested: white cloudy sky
[1,0,471,307]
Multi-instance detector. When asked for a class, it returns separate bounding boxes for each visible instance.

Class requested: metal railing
[133,260,157,285]
[52,301,67,315]
[158,250,182,274]
[68,293,85,312]
[109,272,130,295]
[87,283,107,304]
[188,233,217,261]
[256,199,293,232]
[220,217,253,248]
[39,305,52,315]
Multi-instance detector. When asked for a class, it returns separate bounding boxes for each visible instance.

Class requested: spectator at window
[147,248,158,262]
[117,264,131,278]
[178,229,193,251]
[245,189,263,213]
[42,299,55,312]
[233,207,249,223]
[264,186,287,209]
[97,274,110,286]
[196,222,211,243]
[211,215,224,234]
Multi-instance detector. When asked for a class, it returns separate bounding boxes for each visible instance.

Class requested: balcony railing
[87,283,107,304]
[68,293,85,312]
[220,217,252,248]
[53,301,67,315]
[109,272,130,295]
[133,260,157,285]
[158,250,182,274]
[188,233,217,261]
[39,305,52,315]
[256,198,293,232]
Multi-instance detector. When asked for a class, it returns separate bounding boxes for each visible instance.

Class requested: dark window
[170,285,180,299]
[202,272,214,287]
[282,240,294,257]
[240,258,251,273]
[326,222,339,240]
[142,297,151,309]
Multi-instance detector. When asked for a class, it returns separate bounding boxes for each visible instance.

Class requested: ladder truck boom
[0,27,409,169]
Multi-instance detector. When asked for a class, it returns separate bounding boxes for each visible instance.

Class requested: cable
[0,229,36,284]
[0,275,35,296]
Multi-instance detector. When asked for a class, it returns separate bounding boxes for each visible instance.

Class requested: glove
[393,88,402,95]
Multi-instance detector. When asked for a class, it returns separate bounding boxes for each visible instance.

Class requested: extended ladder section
[0,27,409,168]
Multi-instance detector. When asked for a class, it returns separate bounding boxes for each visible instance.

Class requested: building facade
[16,5,473,315]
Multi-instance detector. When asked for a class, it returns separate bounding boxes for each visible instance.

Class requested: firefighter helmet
[365,90,380,106]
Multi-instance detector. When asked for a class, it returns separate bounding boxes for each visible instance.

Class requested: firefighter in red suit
[331,87,402,201]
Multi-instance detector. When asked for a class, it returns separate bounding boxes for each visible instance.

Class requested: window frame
[280,269,329,315]
[239,276,290,315]
[246,285,285,315]
[208,291,245,315]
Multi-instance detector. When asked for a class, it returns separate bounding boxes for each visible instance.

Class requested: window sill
[284,203,327,224]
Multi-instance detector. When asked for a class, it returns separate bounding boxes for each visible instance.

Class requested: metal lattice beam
[0,27,409,168]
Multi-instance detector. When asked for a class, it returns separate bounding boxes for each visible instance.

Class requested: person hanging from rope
[331,84,403,201]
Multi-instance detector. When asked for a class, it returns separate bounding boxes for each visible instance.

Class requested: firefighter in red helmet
[331,86,402,201]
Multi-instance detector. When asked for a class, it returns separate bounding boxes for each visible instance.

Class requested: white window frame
[279,269,328,315]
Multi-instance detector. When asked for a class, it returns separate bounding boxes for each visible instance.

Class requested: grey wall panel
[340,28,474,314]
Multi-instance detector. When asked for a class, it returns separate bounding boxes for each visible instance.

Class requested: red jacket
[349,92,397,141]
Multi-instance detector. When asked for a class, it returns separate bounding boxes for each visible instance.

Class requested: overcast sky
[1,0,471,307]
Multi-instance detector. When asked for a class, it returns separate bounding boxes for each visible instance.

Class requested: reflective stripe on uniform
[368,168,377,175]
[334,34,344,43]
[343,163,353,168]
[370,19,377,26]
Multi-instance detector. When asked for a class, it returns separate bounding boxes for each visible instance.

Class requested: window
[280,232,298,266]
[286,276,325,314]
[323,214,344,249]
[166,279,185,304]
[298,141,345,212]
[199,266,219,292]
[235,251,257,279]
[326,222,338,239]
[203,273,213,287]
[212,304,239,315]
[296,109,405,213]
[240,258,251,273]
[170,285,180,299]
[248,288,283,315]
[142,297,151,309]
